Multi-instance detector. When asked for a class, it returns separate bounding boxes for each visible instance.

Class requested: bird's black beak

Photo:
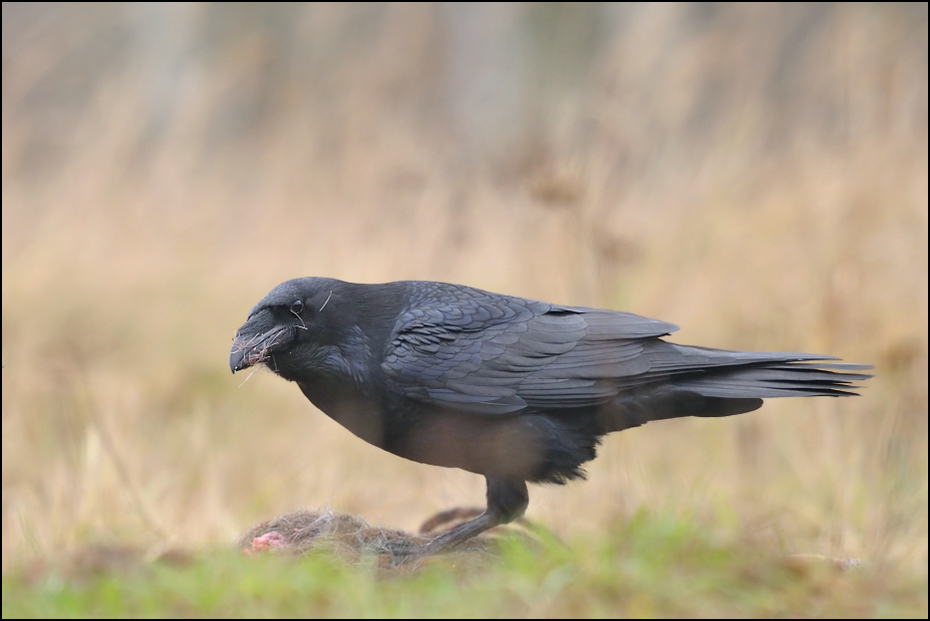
[229,342,250,374]
[230,309,288,373]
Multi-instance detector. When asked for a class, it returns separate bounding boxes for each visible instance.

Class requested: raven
[230,277,870,553]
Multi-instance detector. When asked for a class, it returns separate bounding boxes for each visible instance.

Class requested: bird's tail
[602,346,872,432]
[667,346,872,399]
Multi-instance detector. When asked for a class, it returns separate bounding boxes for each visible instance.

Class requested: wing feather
[381,284,676,414]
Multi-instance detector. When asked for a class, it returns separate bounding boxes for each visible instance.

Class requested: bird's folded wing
[381,286,679,415]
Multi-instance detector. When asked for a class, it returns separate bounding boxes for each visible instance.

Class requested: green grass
[4,511,926,618]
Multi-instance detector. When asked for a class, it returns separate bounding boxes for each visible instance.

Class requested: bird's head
[230,278,341,380]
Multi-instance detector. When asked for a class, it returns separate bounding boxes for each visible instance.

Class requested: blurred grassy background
[2,1,926,582]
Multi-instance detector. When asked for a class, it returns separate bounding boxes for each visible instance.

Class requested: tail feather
[672,359,872,399]
[601,349,872,433]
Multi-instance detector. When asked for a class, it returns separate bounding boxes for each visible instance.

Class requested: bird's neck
[298,379,387,449]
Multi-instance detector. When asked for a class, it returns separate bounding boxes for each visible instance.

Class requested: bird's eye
[291,299,304,314]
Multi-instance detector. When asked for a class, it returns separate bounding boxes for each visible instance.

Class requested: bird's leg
[485,476,530,525]
[412,477,528,555]
[419,507,484,534]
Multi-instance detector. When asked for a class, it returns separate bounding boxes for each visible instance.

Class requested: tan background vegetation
[2,3,927,574]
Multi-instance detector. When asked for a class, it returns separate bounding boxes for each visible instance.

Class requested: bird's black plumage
[230,277,871,553]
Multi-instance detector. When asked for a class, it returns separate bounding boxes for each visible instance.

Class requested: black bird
[230,277,870,553]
